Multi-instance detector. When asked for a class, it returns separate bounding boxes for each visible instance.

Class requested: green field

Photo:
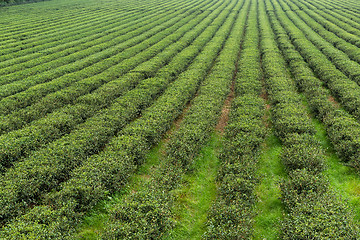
[0,0,360,238]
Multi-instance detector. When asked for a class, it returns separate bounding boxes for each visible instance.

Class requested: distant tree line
[0,0,45,6]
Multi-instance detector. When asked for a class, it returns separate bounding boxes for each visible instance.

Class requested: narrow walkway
[312,118,360,222]
[253,134,285,240]
[75,142,166,240]
[163,134,221,240]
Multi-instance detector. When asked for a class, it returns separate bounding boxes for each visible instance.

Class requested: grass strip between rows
[100,1,244,237]
[0,0,236,237]
[0,3,215,174]
[260,0,359,238]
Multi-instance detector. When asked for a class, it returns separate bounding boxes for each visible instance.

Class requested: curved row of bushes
[0,5,148,58]
[271,2,360,123]
[292,0,360,36]
[204,1,266,238]
[100,1,248,238]
[268,0,360,176]
[0,0,207,67]
[0,0,234,236]
[314,0,360,15]
[276,0,360,84]
[0,0,238,237]
[0,9,164,76]
[289,0,360,45]
[0,3,215,173]
[0,0,212,118]
[0,10,129,68]
[304,0,360,24]
[269,0,360,166]
[259,0,359,238]
[286,0,360,64]
[0,0,170,37]
[0,0,167,62]
[0,10,187,101]
[0,1,116,40]
[0,8,202,135]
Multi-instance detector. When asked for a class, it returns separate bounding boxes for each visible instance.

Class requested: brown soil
[216,81,235,134]
[162,101,192,149]
[328,95,340,108]
[260,87,269,102]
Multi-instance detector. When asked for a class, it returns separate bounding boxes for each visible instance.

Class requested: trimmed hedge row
[307,0,360,16]
[101,1,248,238]
[0,0,233,233]
[0,7,213,173]
[271,3,360,122]
[289,0,360,47]
[0,6,164,71]
[268,1,360,172]
[286,0,360,64]
[278,0,360,77]
[0,10,205,118]
[280,168,358,239]
[303,0,360,27]
[0,13,159,79]
[0,0,207,73]
[0,0,236,237]
[0,9,143,71]
[0,0,169,50]
[204,2,267,238]
[260,1,359,238]
[0,0,172,40]
[0,6,206,137]
[0,5,114,45]
[0,10,185,101]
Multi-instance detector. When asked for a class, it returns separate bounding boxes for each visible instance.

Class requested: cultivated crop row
[0,8,205,119]
[268,0,360,174]
[270,1,360,124]
[289,0,360,40]
[1,0,360,238]
[293,0,360,32]
[0,1,217,174]
[0,6,191,97]
[204,1,266,238]
[0,7,134,54]
[0,0,235,236]
[317,0,360,15]
[0,9,161,74]
[0,3,149,49]
[280,0,360,72]
[259,0,358,238]
[100,0,249,238]
[0,0,162,41]
[305,0,360,23]
[285,0,360,65]
[0,0,201,66]
[275,0,360,85]
[0,0,214,135]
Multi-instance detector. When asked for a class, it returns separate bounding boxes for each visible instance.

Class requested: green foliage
[259,0,360,238]
[102,3,245,238]
[1,0,360,238]
[204,201,253,240]
[281,191,359,240]
[0,206,74,240]
[280,169,328,212]
[205,3,267,238]
[0,0,240,237]
[268,1,360,171]
[281,133,325,173]
[102,191,174,240]
[0,5,203,174]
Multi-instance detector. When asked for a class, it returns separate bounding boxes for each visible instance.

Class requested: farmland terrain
[0,0,360,239]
